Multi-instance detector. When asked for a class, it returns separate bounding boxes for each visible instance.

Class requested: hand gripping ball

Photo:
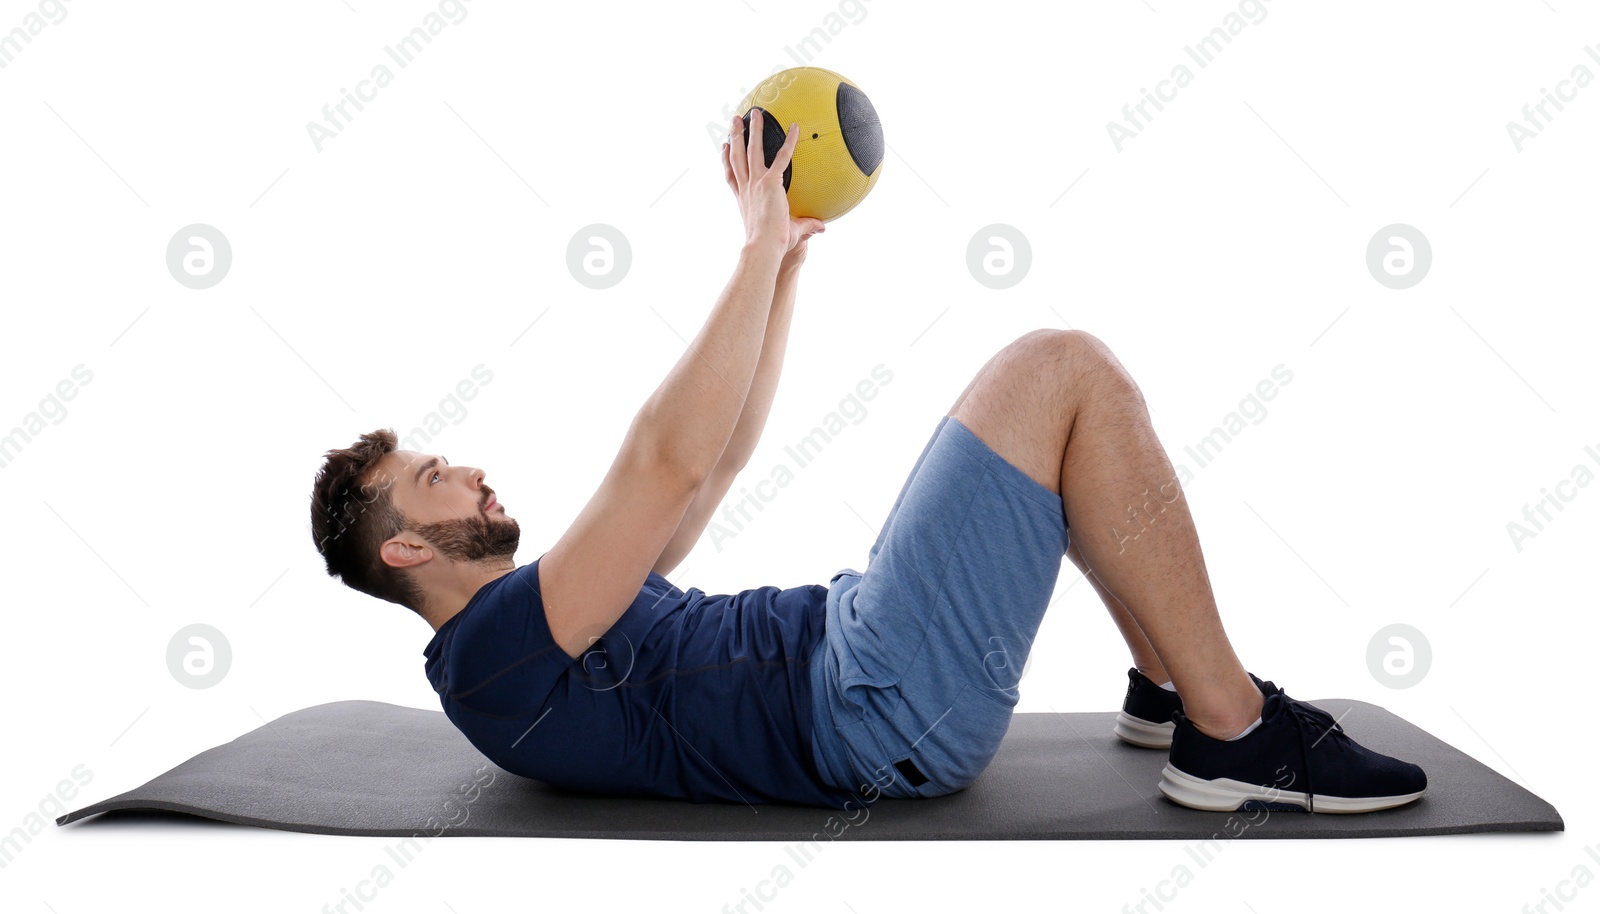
[736,67,884,223]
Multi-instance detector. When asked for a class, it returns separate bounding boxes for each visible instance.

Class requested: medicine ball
[736,67,884,223]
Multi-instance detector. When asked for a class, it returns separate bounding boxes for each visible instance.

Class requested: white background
[2,0,1595,911]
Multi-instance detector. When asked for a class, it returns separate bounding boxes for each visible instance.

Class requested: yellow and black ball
[736,67,883,223]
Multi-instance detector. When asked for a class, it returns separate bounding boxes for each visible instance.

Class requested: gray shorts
[807,414,1070,800]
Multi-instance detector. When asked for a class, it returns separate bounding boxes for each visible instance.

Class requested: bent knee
[1009,328,1135,390]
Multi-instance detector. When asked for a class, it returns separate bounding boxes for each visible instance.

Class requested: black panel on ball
[741,108,793,192]
[836,82,883,176]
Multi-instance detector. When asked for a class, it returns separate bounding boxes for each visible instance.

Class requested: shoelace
[1266,683,1349,813]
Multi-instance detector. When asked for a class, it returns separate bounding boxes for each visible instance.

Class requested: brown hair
[309,428,426,614]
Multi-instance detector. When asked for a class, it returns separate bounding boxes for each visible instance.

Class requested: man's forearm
[709,260,799,475]
[639,242,785,483]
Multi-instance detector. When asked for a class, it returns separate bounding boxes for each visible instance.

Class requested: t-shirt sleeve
[444,561,578,719]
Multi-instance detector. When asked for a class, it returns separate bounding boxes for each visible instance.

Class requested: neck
[423,559,516,632]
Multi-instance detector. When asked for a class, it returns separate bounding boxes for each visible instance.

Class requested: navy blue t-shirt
[422,552,859,808]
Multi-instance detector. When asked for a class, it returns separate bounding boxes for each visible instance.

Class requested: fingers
[795,218,825,244]
[720,138,735,191]
[768,119,799,177]
[744,108,764,180]
[732,109,799,186]
[729,114,748,188]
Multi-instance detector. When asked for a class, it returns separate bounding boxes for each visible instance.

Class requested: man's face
[372,450,519,568]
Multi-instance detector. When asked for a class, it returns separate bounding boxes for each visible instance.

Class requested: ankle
[1193,715,1254,741]
[1137,663,1171,687]
[1187,678,1265,740]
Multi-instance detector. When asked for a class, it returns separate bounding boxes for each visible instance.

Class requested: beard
[407,509,520,564]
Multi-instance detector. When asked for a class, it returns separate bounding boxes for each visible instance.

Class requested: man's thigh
[819,413,1070,797]
[945,328,1087,498]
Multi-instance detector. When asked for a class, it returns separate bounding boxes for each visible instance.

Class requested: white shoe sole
[1114,711,1175,749]
[1158,763,1426,813]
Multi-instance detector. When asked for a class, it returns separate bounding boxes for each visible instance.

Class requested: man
[310,108,1425,813]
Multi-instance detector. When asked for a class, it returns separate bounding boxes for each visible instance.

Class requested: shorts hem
[943,416,1066,518]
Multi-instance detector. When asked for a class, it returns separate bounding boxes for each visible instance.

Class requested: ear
[379,536,430,570]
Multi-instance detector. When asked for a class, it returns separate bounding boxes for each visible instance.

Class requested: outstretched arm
[651,247,808,576]
[641,111,818,485]
[712,250,803,474]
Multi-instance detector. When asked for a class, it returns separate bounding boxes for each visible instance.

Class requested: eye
[430,470,441,484]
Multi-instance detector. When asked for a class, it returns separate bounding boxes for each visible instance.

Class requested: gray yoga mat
[56,698,1561,840]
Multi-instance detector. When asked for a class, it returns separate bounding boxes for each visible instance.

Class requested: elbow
[630,409,710,493]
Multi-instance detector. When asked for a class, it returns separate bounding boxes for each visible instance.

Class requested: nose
[472,467,494,498]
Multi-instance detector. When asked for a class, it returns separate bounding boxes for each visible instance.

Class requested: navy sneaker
[1159,679,1428,813]
[1115,668,1268,749]
[1115,668,1184,748]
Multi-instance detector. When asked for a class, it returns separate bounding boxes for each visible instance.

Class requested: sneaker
[1158,679,1428,813]
[1115,667,1267,749]
[1114,667,1184,748]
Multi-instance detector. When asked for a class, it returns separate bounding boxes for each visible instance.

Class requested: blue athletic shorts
[807,414,1070,801]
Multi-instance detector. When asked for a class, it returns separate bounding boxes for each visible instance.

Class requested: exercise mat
[57,699,1562,840]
